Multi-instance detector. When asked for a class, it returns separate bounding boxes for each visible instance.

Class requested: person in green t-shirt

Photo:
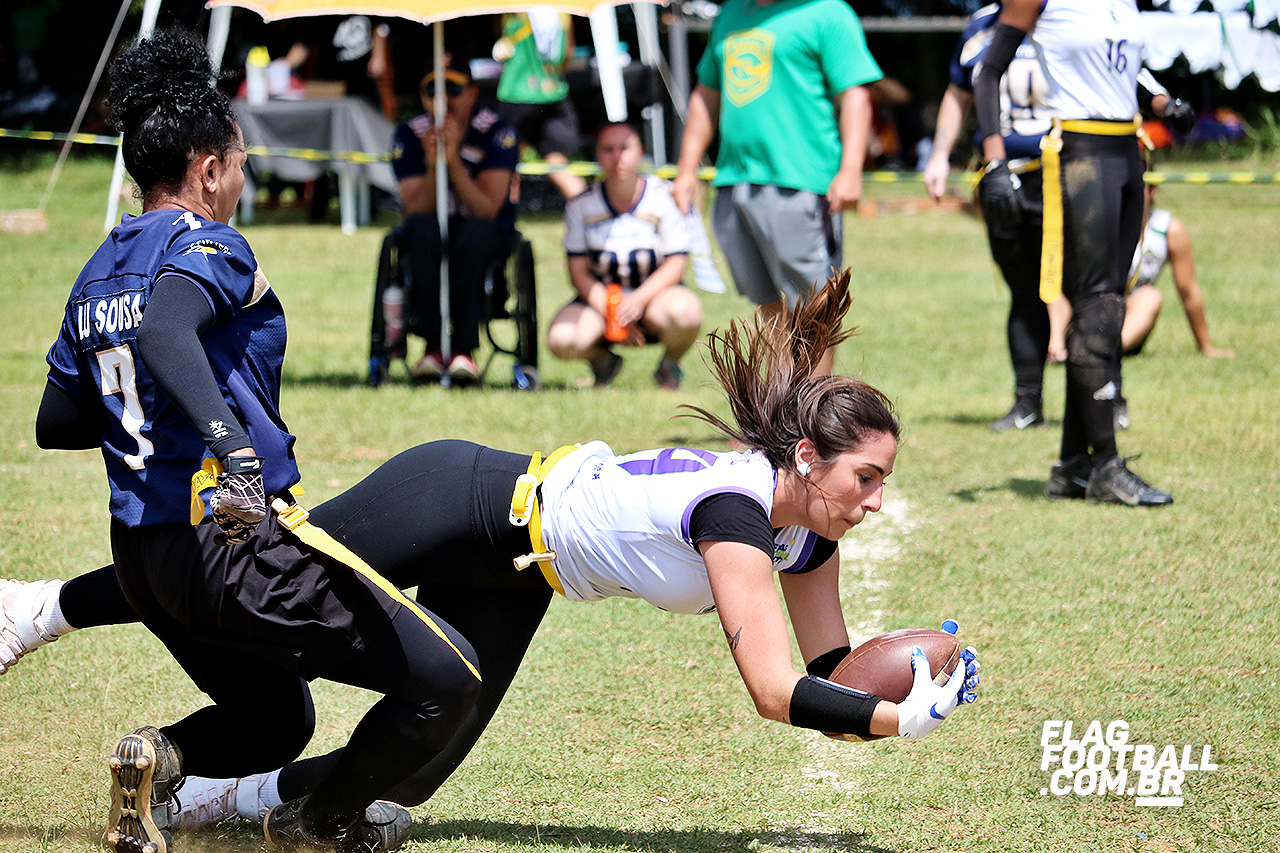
[673,0,881,366]
[493,8,586,200]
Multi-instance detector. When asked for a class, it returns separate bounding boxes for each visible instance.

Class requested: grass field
[1,151,1278,853]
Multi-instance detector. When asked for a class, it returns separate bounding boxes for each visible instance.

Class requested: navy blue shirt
[391,104,520,233]
[45,210,299,527]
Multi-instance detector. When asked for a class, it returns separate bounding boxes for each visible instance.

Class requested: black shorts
[111,513,401,680]
[495,98,581,158]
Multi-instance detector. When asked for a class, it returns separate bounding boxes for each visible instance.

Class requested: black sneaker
[1085,456,1173,506]
[1113,397,1131,431]
[1045,454,1091,500]
[591,351,624,387]
[107,726,184,853]
[653,358,683,390]
[264,797,413,852]
[991,396,1045,432]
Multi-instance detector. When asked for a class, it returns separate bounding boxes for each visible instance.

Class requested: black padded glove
[210,455,267,544]
[1161,98,1196,134]
[979,159,1023,232]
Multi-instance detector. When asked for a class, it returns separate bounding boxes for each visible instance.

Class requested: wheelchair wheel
[512,238,538,373]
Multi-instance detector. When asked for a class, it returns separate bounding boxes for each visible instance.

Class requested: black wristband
[805,646,851,680]
[788,674,882,737]
[221,455,265,475]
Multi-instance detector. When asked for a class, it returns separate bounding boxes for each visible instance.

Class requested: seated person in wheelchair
[548,122,703,389]
[390,53,519,383]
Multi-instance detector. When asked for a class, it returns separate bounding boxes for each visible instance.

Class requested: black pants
[110,503,482,824]
[70,441,551,809]
[1056,132,1146,464]
[983,167,1049,399]
[400,214,512,354]
[276,440,555,806]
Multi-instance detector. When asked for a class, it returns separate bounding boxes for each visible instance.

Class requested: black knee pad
[1066,293,1125,371]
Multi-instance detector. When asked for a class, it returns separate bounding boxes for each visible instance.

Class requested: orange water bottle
[604,283,628,342]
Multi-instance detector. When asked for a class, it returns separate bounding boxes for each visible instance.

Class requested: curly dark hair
[682,269,901,475]
[106,26,238,199]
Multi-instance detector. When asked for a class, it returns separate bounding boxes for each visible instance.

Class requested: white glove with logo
[897,643,980,739]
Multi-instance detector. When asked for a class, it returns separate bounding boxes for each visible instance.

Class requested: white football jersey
[539,442,826,614]
[1031,0,1146,121]
[1129,207,1173,290]
[563,178,689,290]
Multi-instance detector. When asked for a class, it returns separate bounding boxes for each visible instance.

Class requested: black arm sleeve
[35,382,104,450]
[789,675,883,737]
[135,274,250,457]
[973,22,1028,142]
[805,645,851,679]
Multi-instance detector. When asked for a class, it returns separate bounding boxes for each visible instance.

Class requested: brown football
[824,628,961,742]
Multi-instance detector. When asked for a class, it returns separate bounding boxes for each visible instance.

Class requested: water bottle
[245,46,269,105]
[382,285,404,348]
[604,283,628,343]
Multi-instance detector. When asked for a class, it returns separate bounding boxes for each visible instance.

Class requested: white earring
[797,461,812,476]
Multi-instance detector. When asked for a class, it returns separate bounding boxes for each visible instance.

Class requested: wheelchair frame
[368,224,540,390]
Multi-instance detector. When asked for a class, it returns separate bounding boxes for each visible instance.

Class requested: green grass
[1,151,1279,852]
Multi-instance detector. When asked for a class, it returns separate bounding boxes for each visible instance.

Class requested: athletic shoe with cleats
[264,797,413,852]
[173,774,258,831]
[1085,456,1173,507]
[991,396,1045,432]
[107,726,184,853]
[0,579,62,675]
[653,358,683,390]
[591,351,624,387]
[1045,454,1091,501]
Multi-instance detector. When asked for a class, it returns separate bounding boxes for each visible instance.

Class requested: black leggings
[70,441,553,808]
[1056,132,1145,464]
[984,167,1049,399]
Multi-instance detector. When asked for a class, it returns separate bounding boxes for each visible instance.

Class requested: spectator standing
[923,4,1054,432]
[493,8,587,200]
[548,123,702,389]
[390,56,519,384]
[671,0,881,370]
[974,0,1177,506]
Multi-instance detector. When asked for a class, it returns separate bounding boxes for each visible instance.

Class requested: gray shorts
[712,183,843,308]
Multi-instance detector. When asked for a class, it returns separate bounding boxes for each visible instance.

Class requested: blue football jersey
[952,3,1051,159]
[45,209,299,527]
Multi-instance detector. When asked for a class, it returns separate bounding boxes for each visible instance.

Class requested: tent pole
[103,0,165,232]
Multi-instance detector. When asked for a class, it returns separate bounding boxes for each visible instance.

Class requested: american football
[824,628,962,741]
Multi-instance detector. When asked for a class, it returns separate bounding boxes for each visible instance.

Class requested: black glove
[979,159,1022,232]
[1160,98,1196,134]
[210,455,267,544]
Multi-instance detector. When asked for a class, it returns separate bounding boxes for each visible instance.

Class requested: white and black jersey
[1031,0,1146,121]
[563,178,689,290]
[540,442,836,614]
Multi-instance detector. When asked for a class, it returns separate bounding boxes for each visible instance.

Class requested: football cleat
[1045,455,1091,501]
[991,395,1045,432]
[1085,456,1173,507]
[264,797,413,852]
[173,774,261,831]
[0,579,62,675]
[107,726,184,853]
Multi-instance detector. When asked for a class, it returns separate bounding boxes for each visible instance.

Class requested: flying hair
[106,26,237,199]
[681,269,901,474]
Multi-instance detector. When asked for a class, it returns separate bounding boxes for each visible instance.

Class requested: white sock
[241,769,283,820]
[39,581,75,638]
